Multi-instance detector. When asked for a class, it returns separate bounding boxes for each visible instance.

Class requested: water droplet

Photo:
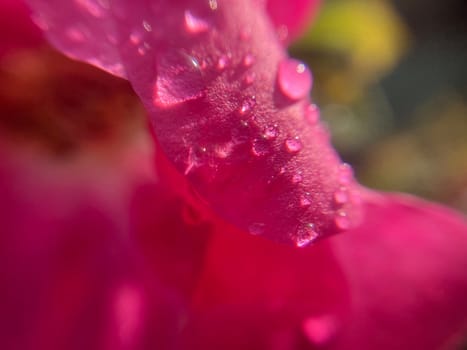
[285,137,302,154]
[335,210,351,230]
[300,192,311,207]
[137,46,147,56]
[277,58,312,101]
[292,172,303,184]
[242,54,255,67]
[215,143,233,159]
[295,223,318,247]
[262,125,278,140]
[240,28,252,41]
[305,104,320,124]
[217,55,229,71]
[251,138,269,157]
[243,72,256,86]
[303,315,338,346]
[338,163,353,185]
[142,21,152,32]
[237,96,256,116]
[333,187,348,205]
[249,222,265,235]
[154,51,205,106]
[184,10,209,34]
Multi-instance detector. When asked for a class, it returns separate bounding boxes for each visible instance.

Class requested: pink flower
[1,0,466,349]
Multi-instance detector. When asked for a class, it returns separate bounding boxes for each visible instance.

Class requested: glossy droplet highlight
[305,104,320,124]
[335,210,351,230]
[277,58,312,100]
[142,20,152,32]
[295,223,318,247]
[184,10,209,34]
[154,52,205,107]
[238,97,256,116]
[292,172,303,184]
[303,315,338,346]
[285,137,302,154]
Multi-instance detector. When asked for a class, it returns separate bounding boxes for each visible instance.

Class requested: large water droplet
[305,104,320,124]
[249,222,265,235]
[303,315,338,346]
[285,137,303,154]
[295,223,318,247]
[184,10,209,34]
[277,58,312,100]
[334,209,351,230]
[154,51,205,107]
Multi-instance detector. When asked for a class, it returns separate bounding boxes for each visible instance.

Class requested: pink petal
[265,0,321,43]
[26,0,362,245]
[186,221,349,349]
[327,192,467,350]
[0,0,43,58]
[26,0,126,77]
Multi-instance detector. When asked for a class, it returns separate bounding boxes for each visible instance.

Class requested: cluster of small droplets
[295,223,319,247]
[332,163,357,230]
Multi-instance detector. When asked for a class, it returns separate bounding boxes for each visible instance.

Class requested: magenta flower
[1,0,467,349]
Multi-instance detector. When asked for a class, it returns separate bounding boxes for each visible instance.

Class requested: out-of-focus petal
[26,0,126,77]
[184,223,349,349]
[327,192,467,350]
[0,0,43,58]
[265,0,320,43]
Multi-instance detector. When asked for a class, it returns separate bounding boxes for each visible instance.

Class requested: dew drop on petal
[154,51,205,107]
[333,187,348,205]
[338,163,353,185]
[305,103,320,125]
[262,125,278,140]
[303,315,338,346]
[249,222,265,235]
[277,58,312,100]
[184,10,209,34]
[129,31,142,45]
[295,223,318,247]
[285,137,302,154]
[335,209,351,230]
[292,172,303,184]
[251,138,269,157]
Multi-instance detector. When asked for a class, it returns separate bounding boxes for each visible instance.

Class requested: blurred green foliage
[291,0,467,213]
